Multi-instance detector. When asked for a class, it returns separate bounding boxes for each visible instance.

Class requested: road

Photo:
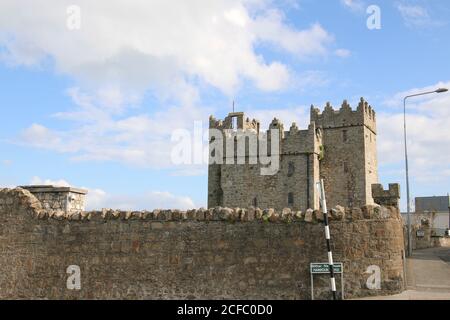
[360,246,450,300]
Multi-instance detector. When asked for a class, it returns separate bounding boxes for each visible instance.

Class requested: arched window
[288,193,294,206]
[253,197,258,208]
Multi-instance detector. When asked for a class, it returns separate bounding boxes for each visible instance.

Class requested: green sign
[310,263,343,274]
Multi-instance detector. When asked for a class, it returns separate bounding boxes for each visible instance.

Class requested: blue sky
[0,0,449,210]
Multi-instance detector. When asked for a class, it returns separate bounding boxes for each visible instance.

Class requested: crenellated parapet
[209,112,321,157]
[209,112,259,132]
[372,183,400,208]
[282,121,320,155]
[310,98,376,133]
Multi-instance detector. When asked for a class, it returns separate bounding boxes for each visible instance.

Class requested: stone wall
[405,218,450,250]
[0,188,405,300]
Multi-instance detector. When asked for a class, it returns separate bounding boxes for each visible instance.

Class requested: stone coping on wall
[19,185,88,195]
[0,187,402,223]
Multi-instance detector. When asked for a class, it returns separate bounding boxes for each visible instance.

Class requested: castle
[208,98,379,212]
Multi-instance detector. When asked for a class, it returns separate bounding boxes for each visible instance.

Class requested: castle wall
[319,125,367,208]
[220,154,312,211]
[207,164,222,208]
[0,188,405,300]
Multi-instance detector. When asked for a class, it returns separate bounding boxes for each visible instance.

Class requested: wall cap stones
[0,188,402,224]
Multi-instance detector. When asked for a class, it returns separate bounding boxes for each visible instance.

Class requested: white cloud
[2,160,12,166]
[377,81,450,184]
[15,87,212,169]
[334,48,351,58]
[85,189,197,211]
[19,124,65,151]
[4,1,343,172]
[30,176,71,187]
[0,0,336,98]
[245,105,310,130]
[251,10,333,57]
[395,2,444,28]
[28,177,196,210]
[341,0,365,13]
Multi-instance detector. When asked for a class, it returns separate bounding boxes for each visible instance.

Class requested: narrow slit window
[288,193,294,207]
[287,162,295,177]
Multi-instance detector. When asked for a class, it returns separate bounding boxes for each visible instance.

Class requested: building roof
[415,195,450,213]
[19,185,88,195]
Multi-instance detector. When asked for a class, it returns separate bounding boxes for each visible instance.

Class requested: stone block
[351,208,363,221]
[331,205,345,220]
[314,210,324,222]
[304,209,314,222]
[361,205,380,219]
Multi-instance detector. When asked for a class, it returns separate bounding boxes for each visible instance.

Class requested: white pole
[317,179,337,300]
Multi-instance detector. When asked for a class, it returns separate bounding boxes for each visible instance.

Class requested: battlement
[310,98,376,133]
[372,183,400,208]
[209,112,260,132]
[209,112,321,158]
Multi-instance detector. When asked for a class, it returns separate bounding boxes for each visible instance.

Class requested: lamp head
[435,88,449,93]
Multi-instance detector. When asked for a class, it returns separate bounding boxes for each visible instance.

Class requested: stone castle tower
[208,98,378,211]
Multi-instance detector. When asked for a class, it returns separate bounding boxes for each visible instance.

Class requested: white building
[401,195,450,234]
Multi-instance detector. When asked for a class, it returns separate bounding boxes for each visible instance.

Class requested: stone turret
[311,98,378,208]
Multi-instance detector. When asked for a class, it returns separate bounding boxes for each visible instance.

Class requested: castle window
[343,130,348,142]
[288,193,294,207]
[287,162,295,177]
[343,162,348,173]
[253,197,258,208]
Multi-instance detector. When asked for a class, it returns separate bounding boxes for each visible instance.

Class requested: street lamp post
[403,87,448,257]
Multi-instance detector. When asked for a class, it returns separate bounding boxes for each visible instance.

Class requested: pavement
[360,246,450,300]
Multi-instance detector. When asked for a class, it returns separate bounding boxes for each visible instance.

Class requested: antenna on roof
[232,100,235,113]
